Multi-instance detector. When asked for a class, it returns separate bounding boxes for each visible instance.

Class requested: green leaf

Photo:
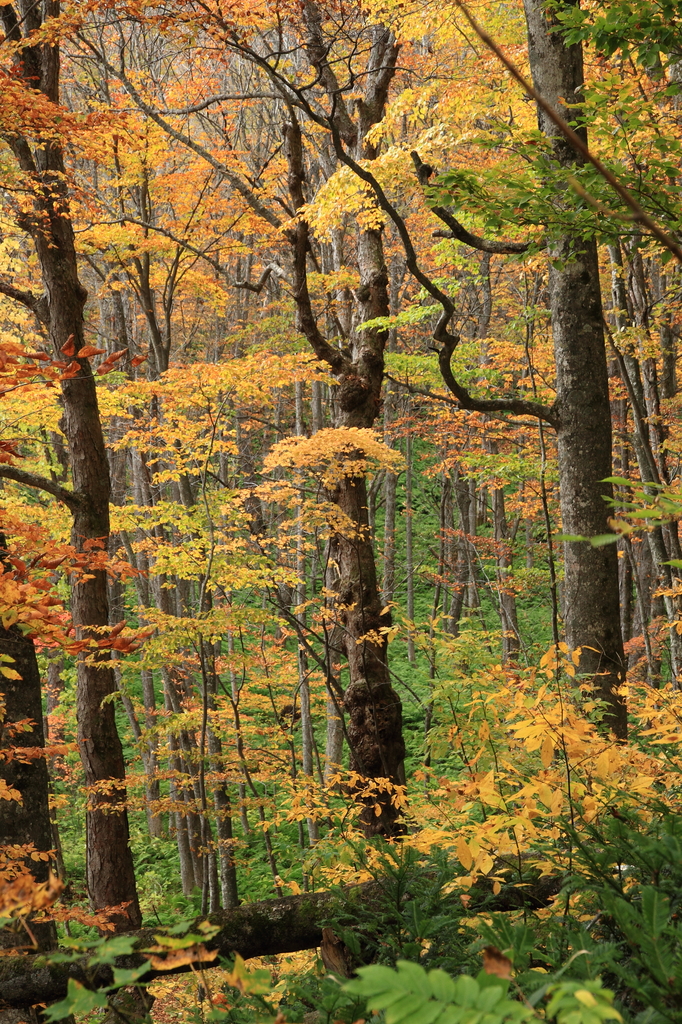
[429,969,457,1002]
[588,534,619,547]
[152,932,205,949]
[345,963,402,996]
[398,1000,449,1024]
[89,936,138,965]
[476,985,505,1012]
[601,475,637,488]
[385,992,431,1024]
[397,960,435,997]
[640,887,669,939]
[112,963,151,986]
[43,979,109,1021]
[453,976,479,1008]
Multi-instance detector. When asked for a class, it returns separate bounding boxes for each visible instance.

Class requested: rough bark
[282,29,406,835]
[523,0,627,737]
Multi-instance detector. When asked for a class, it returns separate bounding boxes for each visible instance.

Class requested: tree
[521,0,627,736]
[0,540,57,954]
[0,1,140,929]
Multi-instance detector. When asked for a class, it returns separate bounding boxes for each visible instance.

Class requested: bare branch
[0,278,49,325]
[301,1,358,147]
[437,337,559,427]
[75,36,283,231]
[116,217,237,278]
[283,114,351,374]
[235,263,290,293]
[411,152,533,255]
[0,465,81,509]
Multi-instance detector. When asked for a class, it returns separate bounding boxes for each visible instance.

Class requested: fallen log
[0,874,563,1008]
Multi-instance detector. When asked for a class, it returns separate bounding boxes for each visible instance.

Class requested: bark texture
[0,0,141,926]
[523,0,627,736]
[281,18,406,836]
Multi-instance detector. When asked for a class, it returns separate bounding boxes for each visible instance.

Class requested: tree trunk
[523,0,627,736]
[282,67,406,834]
[0,616,57,953]
[0,873,564,1010]
[0,1,141,927]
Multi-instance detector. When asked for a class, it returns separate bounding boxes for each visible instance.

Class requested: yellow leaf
[456,836,473,871]
[595,750,610,779]
[477,853,495,875]
[538,783,553,807]
[149,944,218,971]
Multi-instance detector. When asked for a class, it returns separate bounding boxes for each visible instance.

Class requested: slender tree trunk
[382,382,397,604]
[295,381,319,845]
[492,487,521,662]
[405,425,416,663]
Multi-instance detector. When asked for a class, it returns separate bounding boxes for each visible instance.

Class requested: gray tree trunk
[524,0,627,736]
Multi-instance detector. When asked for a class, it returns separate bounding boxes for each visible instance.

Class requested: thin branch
[117,217,239,278]
[282,113,351,374]
[0,465,81,509]
[161,92,281,115]
[75,35,283,231]
[437,336,559,427]
[385,373,460,408]
[291,103,557,423]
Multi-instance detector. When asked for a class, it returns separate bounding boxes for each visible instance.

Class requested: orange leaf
[131,355,147,367]
[482,946,512,980]
[60,335,76,357]
[76,345,106,359]
[105,348,128,363]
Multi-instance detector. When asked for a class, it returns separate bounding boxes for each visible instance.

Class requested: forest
[1,0,682,1021]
